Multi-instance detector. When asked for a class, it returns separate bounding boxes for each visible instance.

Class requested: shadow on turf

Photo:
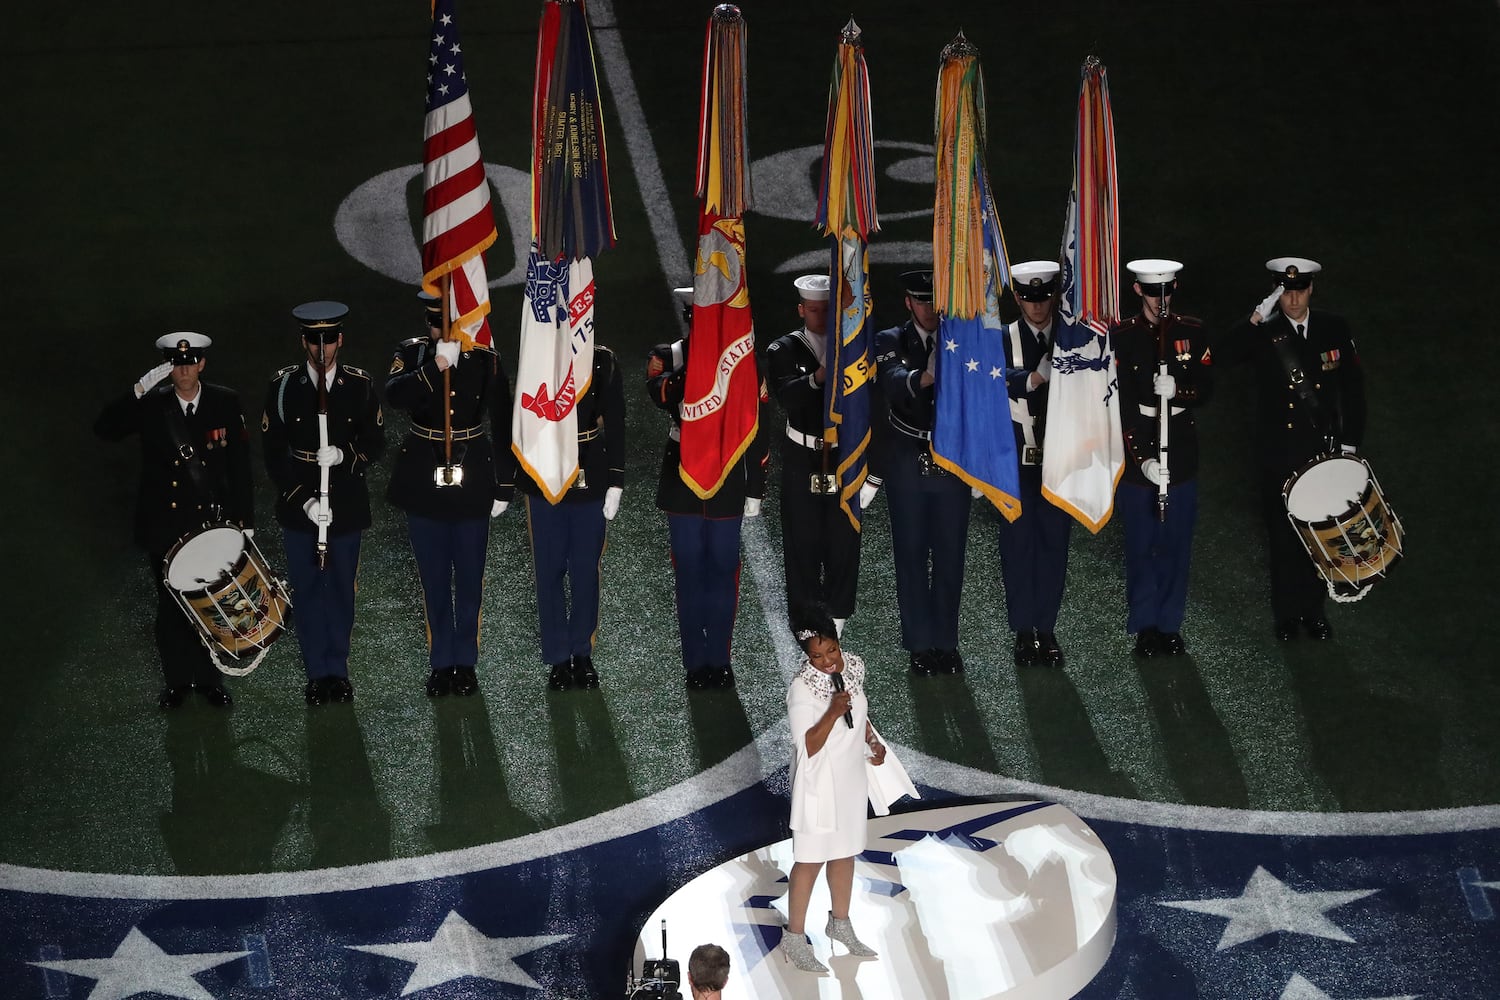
[547,689,636,818]
[1136,655,1250,808]
[429,694,539,851]
[1015,664,1141,800]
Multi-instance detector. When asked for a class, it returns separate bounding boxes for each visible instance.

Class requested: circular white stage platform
[633,800,1117,999]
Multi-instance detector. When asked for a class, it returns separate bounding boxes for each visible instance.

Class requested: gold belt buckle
[809,473,838,495]
[433,465,464,487]
[575,469,588,490]
[1023,446,1044,466]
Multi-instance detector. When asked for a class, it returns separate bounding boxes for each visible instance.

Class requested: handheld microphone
[830,671,854,728]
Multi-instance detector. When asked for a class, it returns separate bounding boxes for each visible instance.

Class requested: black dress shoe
[549,661,574,691]
[713,664,736,689]
[1159,632,1187,656]
[1037,632,1064,666]
[304,679,328,706]
[425,668,453,698]
[1302,616,1333,641]
[571,655,600,689]
[908,650,937,676]
[685,668,714,690]
[158,685,192,710]
[450,665,479,696]
[1133,628,1161,658]
[935,649,965,674]
[1274,620,1298,641]
[198,683,233,708]
[1012,630,1039,666]
[326,676,355,703]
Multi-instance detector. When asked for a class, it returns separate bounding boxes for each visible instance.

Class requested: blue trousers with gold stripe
[406,514,489,669]
[283,528,363,680]
[667,513,743,671]
[527,496,607,665]
[1118,478,1198,634]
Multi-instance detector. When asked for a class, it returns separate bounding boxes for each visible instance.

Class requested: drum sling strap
[1269,324,1342,445]
[163,394,221,515]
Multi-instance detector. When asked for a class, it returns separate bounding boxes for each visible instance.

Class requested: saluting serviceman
[873,269,970,676]
[95,333,253,708]
[647,288,770,690]
[1220,257,1366,641]
[517,341,625,692]
[766,274,862,635]
[386,291,514,697]
[1114,261,1214,656]
[997,260,1074,666]
[262,302,386,704]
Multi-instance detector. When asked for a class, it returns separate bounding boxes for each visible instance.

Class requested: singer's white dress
[786,653,871,863]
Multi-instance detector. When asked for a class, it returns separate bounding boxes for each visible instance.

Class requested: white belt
[1138,403,1186,417]
[785,425,823,450]
[668,425,681,442]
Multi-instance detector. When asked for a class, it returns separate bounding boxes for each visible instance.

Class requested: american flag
[421,0,497,347]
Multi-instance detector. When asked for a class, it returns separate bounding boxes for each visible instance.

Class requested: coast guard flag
[1044,57,1123,532]
[420,0,497,347]
[514,0,613,501]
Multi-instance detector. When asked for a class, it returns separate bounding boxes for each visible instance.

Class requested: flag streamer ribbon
[695,4,753,216]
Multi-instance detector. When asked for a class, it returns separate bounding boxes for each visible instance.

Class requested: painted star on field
[349,910,569,995]
[1159,865,1379,950]
[1278,972,1417,1000]
[28,926,249,1000]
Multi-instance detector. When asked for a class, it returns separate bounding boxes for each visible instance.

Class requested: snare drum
[163,524,292,674]
[1282,454,1404,602]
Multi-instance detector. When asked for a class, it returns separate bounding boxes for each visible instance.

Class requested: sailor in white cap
[94,331,253,709]
[646,286,770,690]
[262,301,386,705]
[1221,257,1366,640]
[1114,260,1213,657]
[996,259,1074,666]
[765,273,862,633]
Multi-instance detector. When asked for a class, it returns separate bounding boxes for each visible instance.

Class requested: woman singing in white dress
[780,603,916,973]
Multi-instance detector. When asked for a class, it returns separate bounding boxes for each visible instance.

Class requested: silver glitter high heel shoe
[825,911,878,957]
[778,932,829,973]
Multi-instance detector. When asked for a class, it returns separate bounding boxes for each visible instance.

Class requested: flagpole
[441,271,453,472]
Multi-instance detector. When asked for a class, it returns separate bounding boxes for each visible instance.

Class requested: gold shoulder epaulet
[341,365,371,380]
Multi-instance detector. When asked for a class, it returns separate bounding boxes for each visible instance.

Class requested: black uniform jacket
[262,363,386,534]
[385,337,513,519]
[1219,308,1365,471]
[95,382,255,553]
[647,337,769,517]
[513,345,626,503]
[766,328,856,480]
[873,319,939,485]
[1114,313,1213,487]
[1003,319,1053,453]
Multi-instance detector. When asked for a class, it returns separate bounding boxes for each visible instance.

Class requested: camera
[626,920,682,999]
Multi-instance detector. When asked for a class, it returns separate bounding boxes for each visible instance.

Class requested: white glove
[491,499,508,518]
[316,445,344,468]
[1340,443,1358,456]
[1153,373,1177,399]
[242,528,255,540]
[134,362,173,398]
[743,497,762,518]
[1253,286,1284,323]
[435,340,461,368]
[1141,459,1165,486]
[303,497,332,527]
[858,482,879,510]
[602,486,623,521]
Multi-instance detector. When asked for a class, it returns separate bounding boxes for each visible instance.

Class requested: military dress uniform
[262,351,385,696]
[386,329,513,694]
[648,332,770,688]
[766,327,862,622]
[94,338,254,702]
[517,345,625,691]
[1222,300,1365,634]
[1113,310,1213,654]
[873,316,971,674]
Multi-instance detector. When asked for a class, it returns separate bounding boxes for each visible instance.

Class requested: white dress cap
[1011,260,1061,284]
[793,274,830,301]
[155,332,212,351]
[1126,259,1184,284]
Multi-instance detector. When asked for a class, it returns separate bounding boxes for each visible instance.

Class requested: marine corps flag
[420,0,497,347]
[816,18,878,531]
[928,34,1021,520]
[514,0,615,502]
[1045,56,1124,532]
[679,4,758,499]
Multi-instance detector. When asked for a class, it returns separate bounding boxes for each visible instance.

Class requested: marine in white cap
[995,259,1073,666]
[1220,256,1366,640]
[94,329,254,709]
[765,272,861,633]
[1114,259,1213,657]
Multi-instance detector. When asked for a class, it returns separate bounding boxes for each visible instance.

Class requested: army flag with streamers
[928,34,1021,520]
[679,4,759,499]
[817,18,878,531]
[514,0,614,502]
[1045,56,1123,532]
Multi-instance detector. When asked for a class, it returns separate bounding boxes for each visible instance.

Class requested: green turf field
[3,0,1498,880]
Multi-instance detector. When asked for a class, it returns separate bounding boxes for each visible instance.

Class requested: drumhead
[1286,456,1370,522]
[166,527,246,591]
